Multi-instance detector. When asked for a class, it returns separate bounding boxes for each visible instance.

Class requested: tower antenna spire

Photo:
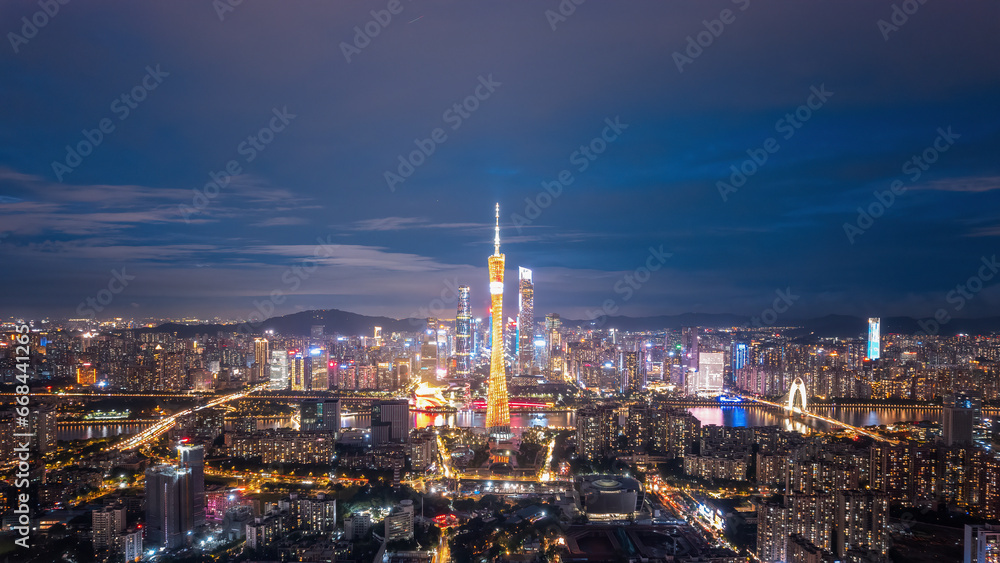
[494,202,501,256]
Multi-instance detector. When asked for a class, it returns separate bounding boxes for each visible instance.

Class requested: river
[58,405,943,441]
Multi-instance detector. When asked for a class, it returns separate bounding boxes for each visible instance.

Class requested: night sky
[2,1,999,322]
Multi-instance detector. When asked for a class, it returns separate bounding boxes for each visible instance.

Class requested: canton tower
[486,203,512,440]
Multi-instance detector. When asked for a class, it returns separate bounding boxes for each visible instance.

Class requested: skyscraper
[455,285,472,379]
[178,445,205,527]
[268,349,288,390]
[486,203,511,441]
[867,317,881,360]
[681,327,699,394]
[517,267,534,374]
[253,337,270,382]
[145,465,193,549]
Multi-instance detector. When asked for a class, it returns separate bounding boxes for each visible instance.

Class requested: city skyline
[2,4,1000,562]
[2,3,1000,321]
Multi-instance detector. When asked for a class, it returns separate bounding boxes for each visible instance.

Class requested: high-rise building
[867,317,881,360]
[694,351,724,396]
[486,203,511,441]
[253,338,270,382]
[455,285,472,379]
[681,327,699,394]
[122,528,143,562]
[30,405,57,454]
[964,524,1000,563]
[545,313,563,377]
[834,490,889,560]
[92,505,126,550]
[517,267,534,374]
[301,399,341,434]
[178,445,205,527]
[268,350,288,390]
[145,465,193,549]
[620,350,644,394]
[943,392,977,446]
[290,352,311,391]
[372,399,410,445]
[385,500,415,542]
[309,347,329,390]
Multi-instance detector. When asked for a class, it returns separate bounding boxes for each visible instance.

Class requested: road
[112,384,268,451]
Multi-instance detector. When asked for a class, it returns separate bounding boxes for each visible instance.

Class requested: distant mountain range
[133,309,1000,339]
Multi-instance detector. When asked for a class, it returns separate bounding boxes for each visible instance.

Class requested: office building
[868,317,881,360]
[455,285,473,379]
[695,351,724,396]
[486,203,512,441]
[269,350,288,390]
[517,267,534,374]
[372,399,410,445]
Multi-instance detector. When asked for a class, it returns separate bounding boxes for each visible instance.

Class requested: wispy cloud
[914,175,1000,193]
[345,216,485,232]
[253,216,309,227]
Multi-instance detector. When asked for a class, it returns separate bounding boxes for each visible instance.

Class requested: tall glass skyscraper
[486,204,511,440]
[517,267,534,374]
[867,317,880,360]
[455,285,472,379]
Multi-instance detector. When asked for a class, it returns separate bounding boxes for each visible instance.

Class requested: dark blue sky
[2,1,999,322]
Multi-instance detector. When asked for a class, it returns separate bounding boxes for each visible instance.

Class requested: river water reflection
[58,405,943,441]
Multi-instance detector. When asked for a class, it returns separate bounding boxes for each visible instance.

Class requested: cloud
[345,216,487,232]
[914,176,1000,193]
[253,216,309,227]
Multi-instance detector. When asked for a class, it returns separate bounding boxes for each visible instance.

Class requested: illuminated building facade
[268,350,288,390]
[455,285,472,378]
[868,317,881,360]
[486,203,511,440]
[517,267,534,374]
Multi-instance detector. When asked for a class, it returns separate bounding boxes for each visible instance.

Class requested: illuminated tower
[486,203,511,440]
[517,267,534,374]
[867,317,881,360]
[455,286,472,379]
